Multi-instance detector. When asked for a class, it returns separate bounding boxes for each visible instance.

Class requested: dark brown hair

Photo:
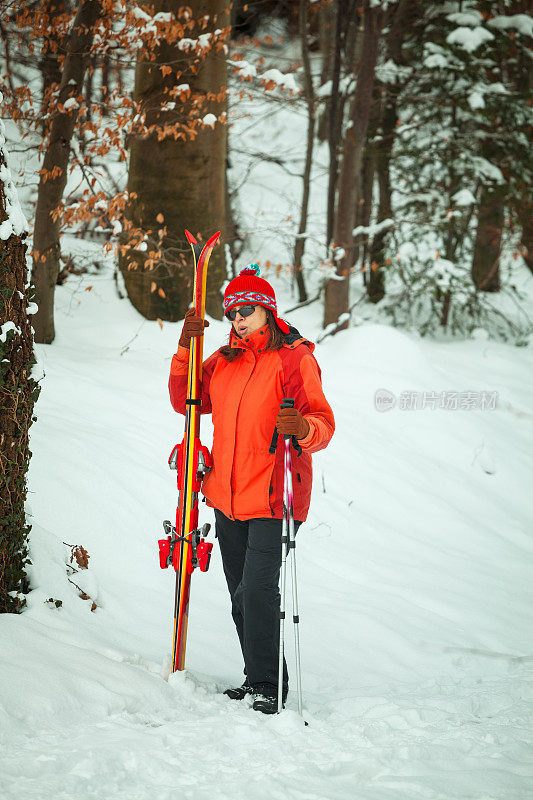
[219,308,285,362]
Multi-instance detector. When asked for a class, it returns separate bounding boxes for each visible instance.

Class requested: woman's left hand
[276,407,310,440]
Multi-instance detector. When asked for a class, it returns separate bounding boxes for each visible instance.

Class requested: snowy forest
[1,0,532,798]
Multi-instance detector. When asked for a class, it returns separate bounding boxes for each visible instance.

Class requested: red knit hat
[223,265,290,334]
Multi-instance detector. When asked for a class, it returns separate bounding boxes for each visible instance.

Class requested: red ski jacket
[168,322,334,522]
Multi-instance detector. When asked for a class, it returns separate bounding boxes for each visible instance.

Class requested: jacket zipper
[230,353,256,518]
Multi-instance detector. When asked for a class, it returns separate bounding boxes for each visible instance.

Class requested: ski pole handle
[268,398,302,456]
[280,398,295,441]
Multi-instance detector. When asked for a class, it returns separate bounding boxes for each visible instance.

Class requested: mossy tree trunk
[0,139,41,614]
[119,0,229,322]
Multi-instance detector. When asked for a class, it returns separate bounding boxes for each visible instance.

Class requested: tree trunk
[326,0,348,250]
[316,1,334,143]
[101,49,110,112]
[39,0,71,132]
[510,14,532,276]
[325,1,361,251]
[324,1,383,330]
[353,83,381,275]
[352,143,375,276]
[516,199,533,275]
[444,106,460,263]
[367,95,396,302]
[32,0,103,344]
[0,141,40,613]
[119,0,229,322]
[366,0,414,302]
[225,151,239,281]
[471,186,503,292]
[84,54,96,125]
[293,0,314,304]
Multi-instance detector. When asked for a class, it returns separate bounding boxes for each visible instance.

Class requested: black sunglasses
[225,305,256,321]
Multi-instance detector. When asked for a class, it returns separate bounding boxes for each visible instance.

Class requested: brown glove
[179,307,210,349]
[275,407,310,440]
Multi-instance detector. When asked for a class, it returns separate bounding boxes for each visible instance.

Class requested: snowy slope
[1,242,532,799]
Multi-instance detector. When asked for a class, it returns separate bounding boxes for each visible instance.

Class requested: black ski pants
[214,509,302,692]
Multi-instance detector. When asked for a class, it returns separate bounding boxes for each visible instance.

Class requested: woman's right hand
[179,307,210,349]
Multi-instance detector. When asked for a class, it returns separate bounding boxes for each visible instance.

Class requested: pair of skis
[159,229,219,674]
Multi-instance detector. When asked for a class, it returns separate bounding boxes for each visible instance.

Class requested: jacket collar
[230,322,271,352]
[282,324,315,353]
[229,322,315,354]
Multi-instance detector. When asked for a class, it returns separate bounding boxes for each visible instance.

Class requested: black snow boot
[252,683,287,714]
[223,682,253,701]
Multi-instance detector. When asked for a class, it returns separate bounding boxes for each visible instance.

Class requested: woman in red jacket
[169,265,334,713]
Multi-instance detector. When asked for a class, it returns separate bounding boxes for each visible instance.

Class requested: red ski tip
[185,229,198,245]
[206,231,221,249]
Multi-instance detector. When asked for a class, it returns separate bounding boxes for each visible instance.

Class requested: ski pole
[277,454,289,715]
[284,434,303,717]
[273,398,304,716]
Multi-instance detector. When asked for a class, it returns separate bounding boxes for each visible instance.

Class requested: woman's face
[231,305,268,337]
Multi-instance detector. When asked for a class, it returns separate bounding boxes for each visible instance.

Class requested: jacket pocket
[267,461,276,516]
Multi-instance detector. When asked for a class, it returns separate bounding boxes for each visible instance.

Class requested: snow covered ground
[1,243,532,799]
